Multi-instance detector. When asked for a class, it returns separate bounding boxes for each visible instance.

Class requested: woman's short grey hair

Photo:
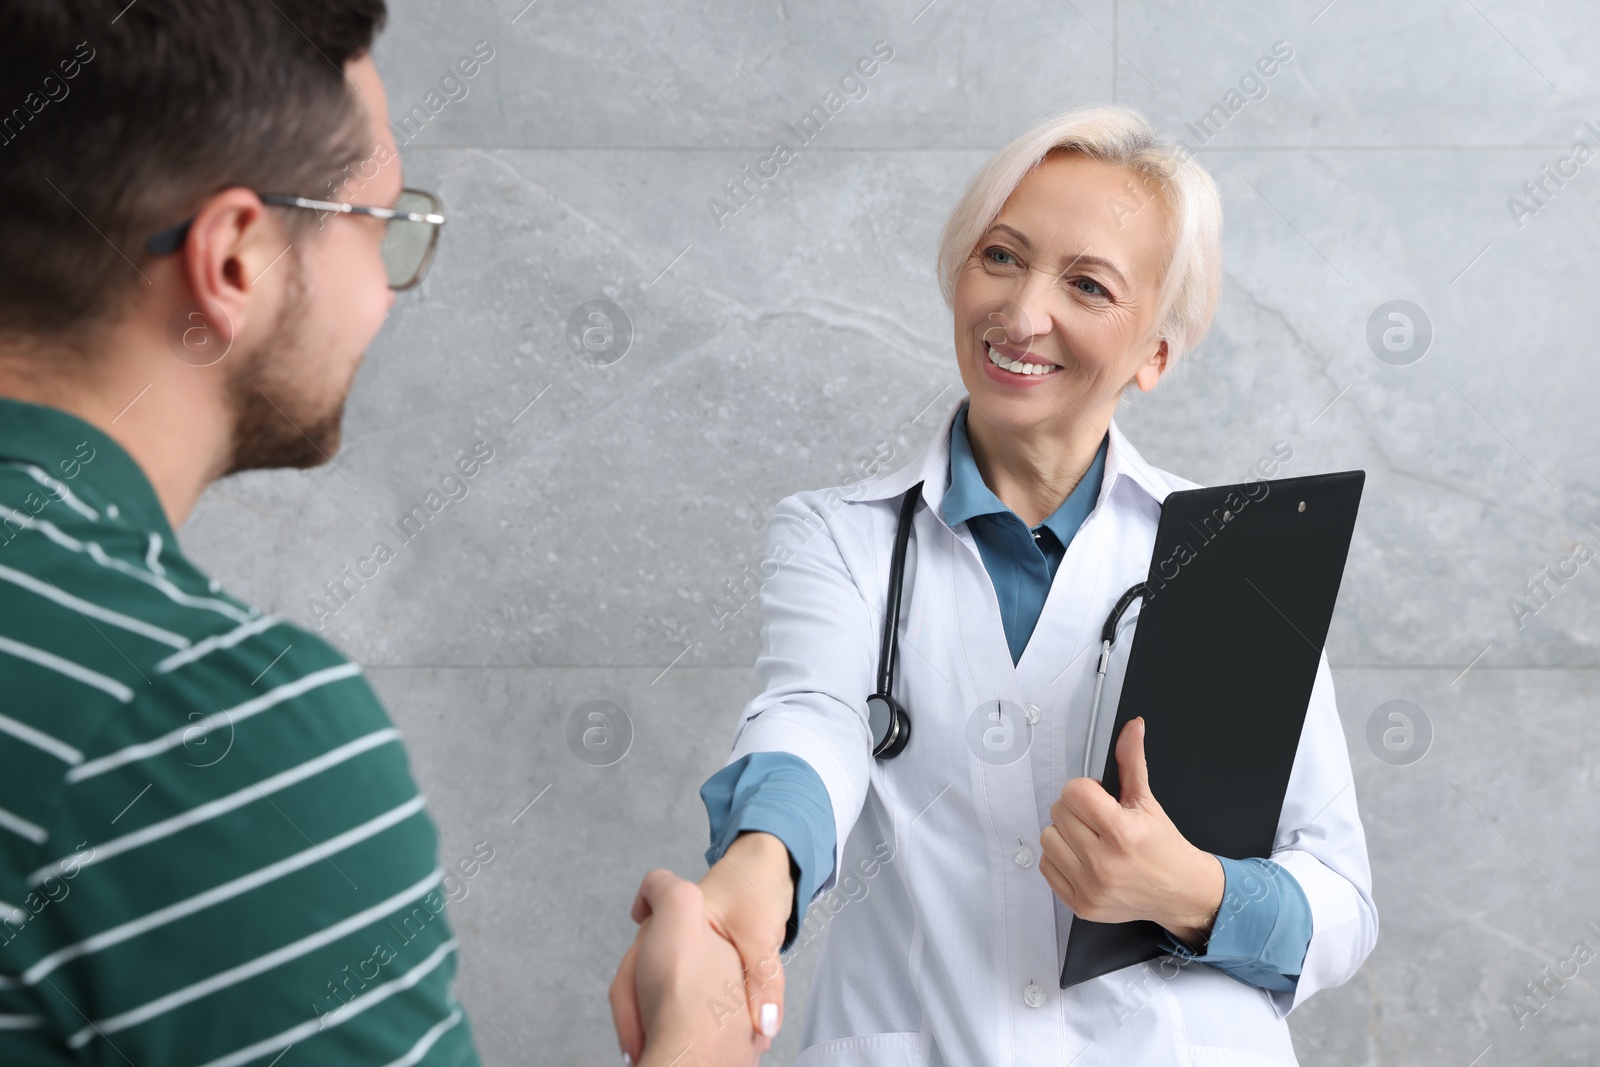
[936,104,1224,365]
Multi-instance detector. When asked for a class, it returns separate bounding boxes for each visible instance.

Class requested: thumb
[630,867,677,924]
[1116,716,1152,807]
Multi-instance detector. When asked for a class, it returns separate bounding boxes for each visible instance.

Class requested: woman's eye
[982,246,1018,267]
[1073,277,1108,297]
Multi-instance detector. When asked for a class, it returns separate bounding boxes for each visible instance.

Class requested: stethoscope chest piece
[868,692,911,759]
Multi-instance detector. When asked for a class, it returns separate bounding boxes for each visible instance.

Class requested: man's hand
[609,869,770,1067]
[1038,716,1224,947]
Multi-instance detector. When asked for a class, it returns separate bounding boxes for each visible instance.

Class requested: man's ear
[1131,337,1170,393]
[176,187,285,346]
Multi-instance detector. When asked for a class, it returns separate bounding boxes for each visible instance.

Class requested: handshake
[609,832,796,1066]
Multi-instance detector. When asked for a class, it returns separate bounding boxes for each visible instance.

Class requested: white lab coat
[721,395,1378,1066]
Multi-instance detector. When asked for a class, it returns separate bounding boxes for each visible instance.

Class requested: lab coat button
[1023,703,1041,725]
[1013,844,1034,868]
[1023,981,1046,1008]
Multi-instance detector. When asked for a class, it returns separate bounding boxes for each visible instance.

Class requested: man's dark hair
[0,0,388,340]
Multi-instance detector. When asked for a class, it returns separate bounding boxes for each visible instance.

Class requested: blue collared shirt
[701,403,1313,989]
[940,402,1107,664]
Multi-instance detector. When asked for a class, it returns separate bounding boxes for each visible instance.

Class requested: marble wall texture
[179,1,1600,1063]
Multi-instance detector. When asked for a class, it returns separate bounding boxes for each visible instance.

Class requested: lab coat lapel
[1014,417,1176,972]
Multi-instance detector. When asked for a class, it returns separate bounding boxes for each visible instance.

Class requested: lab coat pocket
[1166,963,1298,1065]
[794,1031,925,1066]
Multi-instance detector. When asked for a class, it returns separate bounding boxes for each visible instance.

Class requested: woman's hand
[609,833,794,1065]
[1039,716,1225,947]
[696,831,794,1039]
[609,868,769,1067]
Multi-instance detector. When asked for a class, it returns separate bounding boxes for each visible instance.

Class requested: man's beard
[220,253,353,476]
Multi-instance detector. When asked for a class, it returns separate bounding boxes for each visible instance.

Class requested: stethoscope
[867,481,1147,776]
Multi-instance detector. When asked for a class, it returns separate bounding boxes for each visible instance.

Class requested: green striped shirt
[0,397,479,1067]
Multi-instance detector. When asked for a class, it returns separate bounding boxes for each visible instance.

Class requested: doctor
[611,104,1377,1066]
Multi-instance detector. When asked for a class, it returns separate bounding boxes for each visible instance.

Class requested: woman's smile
[982,339,1063,384]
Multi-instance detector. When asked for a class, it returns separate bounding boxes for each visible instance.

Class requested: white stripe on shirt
[190,939,459,1067]
[67,662,362,783]
[0,633,133,703]
[22,794,428,986]
[381,1006,463,1067]
[0,561,189,650]
[0,711,83,765]
[4,462,99,521]
[145,532,166,576]
[0,806,47,846]
[0,503,253,624]
[67,870,445,1048]
[29,728,400,887]
[153,614,283,675]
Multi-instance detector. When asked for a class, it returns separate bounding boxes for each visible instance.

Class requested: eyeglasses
[144,188,447,290]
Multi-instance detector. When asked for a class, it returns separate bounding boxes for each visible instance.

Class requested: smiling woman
[614,103,1376,1067]
[937,105,1222,368]
[938,106,1222,527]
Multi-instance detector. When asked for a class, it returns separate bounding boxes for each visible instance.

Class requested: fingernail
[760,1001,779,1037]
[622,1054,633,1067]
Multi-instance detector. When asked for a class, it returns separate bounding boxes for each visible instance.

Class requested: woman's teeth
[986,342,1059,376]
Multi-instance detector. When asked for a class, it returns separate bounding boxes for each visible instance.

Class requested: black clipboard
[1059,469,1365,989]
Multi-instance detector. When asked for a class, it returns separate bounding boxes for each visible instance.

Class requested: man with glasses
[0,2,469,1064]
[144,191,446,290]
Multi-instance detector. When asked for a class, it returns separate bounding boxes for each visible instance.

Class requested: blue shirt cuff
[699,752,836,953]
[1160,856,1313,993]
